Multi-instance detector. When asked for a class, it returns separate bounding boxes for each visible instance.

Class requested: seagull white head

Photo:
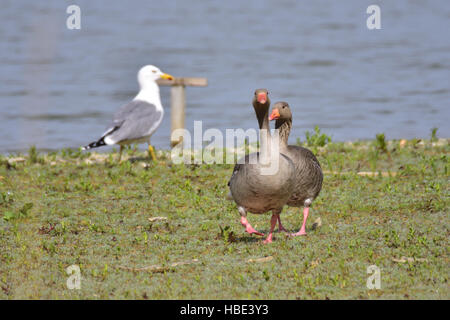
[137,65,173,88]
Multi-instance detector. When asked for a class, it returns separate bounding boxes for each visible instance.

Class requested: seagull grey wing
[99,101,137,138]
[104,100,163,144]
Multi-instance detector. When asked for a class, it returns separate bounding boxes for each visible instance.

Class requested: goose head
[252,89,271,129]
[252,88,270,107]
[269,101,292,121]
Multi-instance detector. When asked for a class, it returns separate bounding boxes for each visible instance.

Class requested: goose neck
[275,119,291,150]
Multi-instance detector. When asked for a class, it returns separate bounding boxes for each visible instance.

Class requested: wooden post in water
[170,85,186,147]
[157,77,208,147]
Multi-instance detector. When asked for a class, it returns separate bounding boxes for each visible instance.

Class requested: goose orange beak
[269,108,280,121]
[160,73,174,80]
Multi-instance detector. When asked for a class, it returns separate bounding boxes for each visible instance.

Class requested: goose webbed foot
[290,207,309,237]
[290,230,307,237]
[240,217,264,236]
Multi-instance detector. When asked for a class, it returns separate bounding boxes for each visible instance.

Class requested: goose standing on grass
[228,89,295,244]
[269,102,323,236]
[82,65,173,161]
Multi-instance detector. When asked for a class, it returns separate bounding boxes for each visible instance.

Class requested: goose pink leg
[240,217,264,236]
[277,215,288,232]
[263,214,278,244]
[291,207,309,236]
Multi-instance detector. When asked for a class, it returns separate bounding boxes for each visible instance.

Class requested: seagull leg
[277,214,288,232]
[291,207,309,236]
[263,214,278,244]
[118,145,124,162]
[238,207,264,236]
[148,144,157,161]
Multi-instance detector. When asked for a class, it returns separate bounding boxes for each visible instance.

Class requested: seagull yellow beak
[160,73,174,80]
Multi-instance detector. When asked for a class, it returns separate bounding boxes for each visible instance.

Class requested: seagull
[82,65,173,161]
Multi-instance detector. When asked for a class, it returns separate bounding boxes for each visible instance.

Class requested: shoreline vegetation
[0,136,448,299]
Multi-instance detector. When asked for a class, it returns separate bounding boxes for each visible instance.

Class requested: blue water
[0,0,449,153]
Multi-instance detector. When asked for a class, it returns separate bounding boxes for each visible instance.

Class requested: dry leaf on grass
[118,259,199,272]
[247,256,273,263]
[310,259,320,268]
[312,217,322,230]
[8,157,26,164]
[357,171,397,177]
[399,139,407,148]
[392,256,428,263]
[148,217,168,222]
[323,170,397,177]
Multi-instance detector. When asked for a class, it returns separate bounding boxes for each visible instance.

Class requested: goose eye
[152,70,157,73]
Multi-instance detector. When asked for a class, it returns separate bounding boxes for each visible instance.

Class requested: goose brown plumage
[269,101,323,236]
[228,90,295,243]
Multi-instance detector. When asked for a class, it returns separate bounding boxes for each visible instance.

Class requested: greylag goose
[228,90,295,243]
[82,65,173,161]
[269,102,323,236]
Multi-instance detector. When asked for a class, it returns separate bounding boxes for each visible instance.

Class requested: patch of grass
[0,139,448,299]
[374,133,387,153]
[304,126,332,147]
[27,146,44,165]
[431,128,438,142]
[0,191,14,206]
[3,202,33,222]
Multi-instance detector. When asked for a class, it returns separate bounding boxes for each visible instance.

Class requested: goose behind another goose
[269,102,323,236]
[228,90,295,243]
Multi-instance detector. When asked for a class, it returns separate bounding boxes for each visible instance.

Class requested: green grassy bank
[0,137,448,299]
